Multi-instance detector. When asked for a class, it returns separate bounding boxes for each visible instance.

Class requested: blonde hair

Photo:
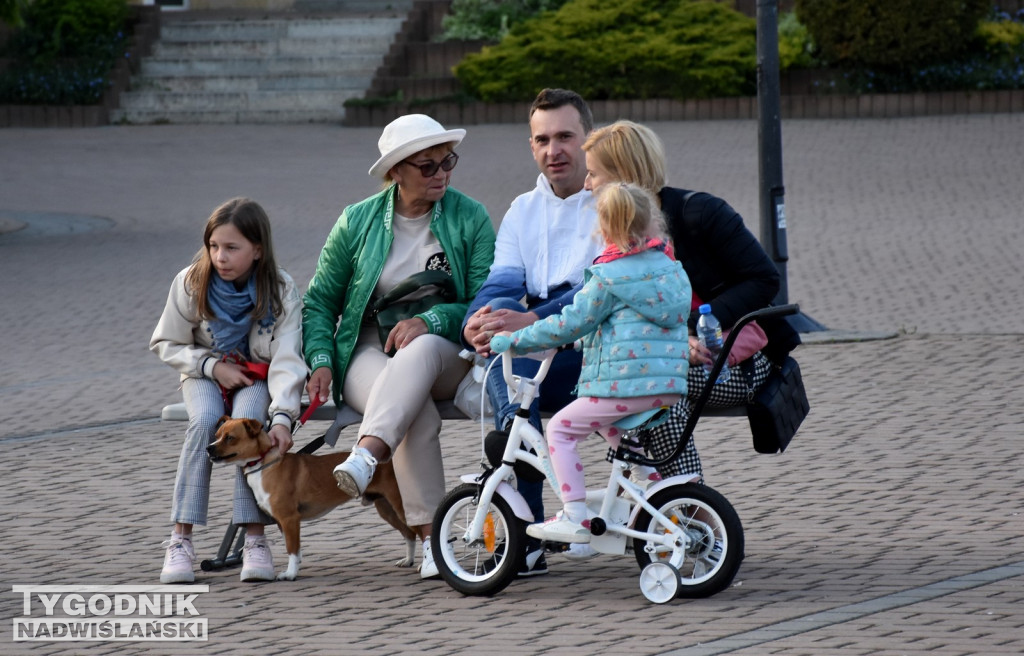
[596,183,667,253]
[582,120,667,196]
[185,197,284,322]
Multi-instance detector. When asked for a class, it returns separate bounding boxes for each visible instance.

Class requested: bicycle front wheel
[431,483,525,596]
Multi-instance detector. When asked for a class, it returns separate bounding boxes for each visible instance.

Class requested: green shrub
[777,10,817,70]
[977,15,1024,54]
[794,0,990,72]
[440,0,569,42]
[5,0,128,61]
[454,0,756,102]
[0,0,128,105]
[1,0,31,27]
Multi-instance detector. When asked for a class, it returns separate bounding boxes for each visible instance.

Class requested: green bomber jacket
[302,184,495,406]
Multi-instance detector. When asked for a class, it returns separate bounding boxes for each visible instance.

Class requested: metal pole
[757,0,826,332]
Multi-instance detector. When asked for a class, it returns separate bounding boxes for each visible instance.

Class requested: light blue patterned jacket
[508,248,691,398]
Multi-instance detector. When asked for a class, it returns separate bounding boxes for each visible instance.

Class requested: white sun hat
[368,114,466,178]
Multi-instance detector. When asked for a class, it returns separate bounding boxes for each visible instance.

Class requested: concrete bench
[160,397,745,443]
[160,398,469,448]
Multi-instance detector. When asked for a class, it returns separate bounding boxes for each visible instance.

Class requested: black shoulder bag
[368,270,457,354]
[746,355,810,454]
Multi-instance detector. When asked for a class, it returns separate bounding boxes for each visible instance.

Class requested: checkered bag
[638,352,774,478]
[641,400,704,480]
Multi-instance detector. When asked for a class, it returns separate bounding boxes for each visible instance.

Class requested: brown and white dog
[207,417,417,580]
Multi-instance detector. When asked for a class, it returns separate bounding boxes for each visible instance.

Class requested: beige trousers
[342,327,470,526]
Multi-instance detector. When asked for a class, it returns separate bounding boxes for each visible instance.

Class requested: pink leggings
[547,394,681,504]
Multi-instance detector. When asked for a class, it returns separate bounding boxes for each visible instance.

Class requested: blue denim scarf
[207,274,273,357]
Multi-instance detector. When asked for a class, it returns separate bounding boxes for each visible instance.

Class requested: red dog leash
[296,393,323,429]
[218,356,270,413]
[218,353,325,433]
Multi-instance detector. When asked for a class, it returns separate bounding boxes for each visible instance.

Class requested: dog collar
[243,447,279,475]
[244,457,281,476]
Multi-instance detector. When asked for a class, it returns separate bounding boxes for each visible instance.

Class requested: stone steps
[118,89,363,112]
[112,12,408,124]
[140,55,382,77]
[135,72,374,93]
[158,16,402,41]
[151,35,394,58]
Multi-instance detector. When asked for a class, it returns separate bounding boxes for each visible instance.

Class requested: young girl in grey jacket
[151,198,306,584]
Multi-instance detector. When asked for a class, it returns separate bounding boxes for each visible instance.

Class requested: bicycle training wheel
[639,562,681,604]
[431,483,525,596]
[632,483,744,598]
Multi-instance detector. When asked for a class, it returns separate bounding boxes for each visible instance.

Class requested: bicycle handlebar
[489,334,565,393]
[490,334,512,353]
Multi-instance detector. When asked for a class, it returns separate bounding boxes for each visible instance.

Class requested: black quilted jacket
[659,186,800,363]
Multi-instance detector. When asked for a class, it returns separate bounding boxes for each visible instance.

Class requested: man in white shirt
[462,88,602,575]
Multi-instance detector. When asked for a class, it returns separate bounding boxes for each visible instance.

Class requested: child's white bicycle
[430,305,798,603]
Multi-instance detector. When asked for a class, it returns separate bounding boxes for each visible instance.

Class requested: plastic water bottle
[696,304,730,383]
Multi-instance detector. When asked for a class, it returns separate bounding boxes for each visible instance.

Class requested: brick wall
[344,89,1024,126]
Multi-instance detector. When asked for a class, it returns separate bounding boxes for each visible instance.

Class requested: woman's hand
[688,336,713,367]
[212,361,253,390]
[307,367,332,404]
[268,424,293,456]
[384,317,428,353]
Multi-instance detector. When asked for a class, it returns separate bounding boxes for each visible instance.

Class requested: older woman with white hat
[303,115,495,578]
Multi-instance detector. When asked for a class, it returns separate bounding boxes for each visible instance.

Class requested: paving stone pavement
[1,114,1022,654]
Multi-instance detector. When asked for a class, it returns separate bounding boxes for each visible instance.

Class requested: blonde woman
[582,120,800,481]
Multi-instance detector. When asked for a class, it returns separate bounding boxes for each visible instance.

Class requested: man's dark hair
[529,88,593,134]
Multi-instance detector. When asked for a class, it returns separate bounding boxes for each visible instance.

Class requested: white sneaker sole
[160,570,195,584]
[240,567,276,582]
[333,469,363,497]
[525,523,590,544]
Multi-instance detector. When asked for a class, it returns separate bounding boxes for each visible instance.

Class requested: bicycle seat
[612,406,671,431]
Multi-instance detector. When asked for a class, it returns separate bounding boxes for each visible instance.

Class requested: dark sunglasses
[401,152,459,177]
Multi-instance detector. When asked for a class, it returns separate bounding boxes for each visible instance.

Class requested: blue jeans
[485,298,583,524]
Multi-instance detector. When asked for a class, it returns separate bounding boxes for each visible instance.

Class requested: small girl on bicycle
[497,182,691,544]
[150,197,306,583]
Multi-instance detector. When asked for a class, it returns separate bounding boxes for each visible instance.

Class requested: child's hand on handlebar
[489,331,514,353]
[489,331,564,361]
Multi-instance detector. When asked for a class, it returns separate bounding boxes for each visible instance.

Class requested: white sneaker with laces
[333,446,377,497]
[240,536,276,582]
[160,535,196,584]
[525,515,591,544]
[419,540,440,579]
